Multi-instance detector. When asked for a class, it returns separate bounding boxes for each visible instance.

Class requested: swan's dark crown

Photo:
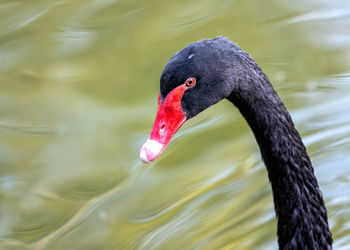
[160,37,333,249]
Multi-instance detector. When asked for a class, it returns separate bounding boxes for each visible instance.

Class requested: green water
[1,0,350,249]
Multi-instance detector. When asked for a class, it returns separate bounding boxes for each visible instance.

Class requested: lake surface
[0,0,350,249]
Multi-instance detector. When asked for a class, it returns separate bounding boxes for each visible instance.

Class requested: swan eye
[185,77,196,87]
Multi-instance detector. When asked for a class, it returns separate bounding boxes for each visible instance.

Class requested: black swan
[139,37,332,249]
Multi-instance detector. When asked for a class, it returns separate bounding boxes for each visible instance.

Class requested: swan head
[140,37,244,164]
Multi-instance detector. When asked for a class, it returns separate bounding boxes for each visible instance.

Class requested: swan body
[140,37,332,249]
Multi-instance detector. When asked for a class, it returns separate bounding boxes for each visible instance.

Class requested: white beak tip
[140,149,151,164]
[139,139,164,164]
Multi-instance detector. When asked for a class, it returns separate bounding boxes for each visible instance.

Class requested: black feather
[160,37,333,249]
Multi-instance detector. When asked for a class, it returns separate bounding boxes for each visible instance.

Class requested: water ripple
[32,164,145,248]
[0,120,59,137]
[282,8,350,25]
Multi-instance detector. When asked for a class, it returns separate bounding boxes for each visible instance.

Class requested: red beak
[140,84,188,163]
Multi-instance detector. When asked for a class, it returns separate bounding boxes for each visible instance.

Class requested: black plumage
[160,37,333,249]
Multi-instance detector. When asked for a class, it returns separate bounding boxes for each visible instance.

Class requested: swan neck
[227,75,333,249]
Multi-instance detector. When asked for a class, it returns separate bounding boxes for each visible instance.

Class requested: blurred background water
[0,0,350,249]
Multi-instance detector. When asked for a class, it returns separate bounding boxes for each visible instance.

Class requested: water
[0,0,350,249]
